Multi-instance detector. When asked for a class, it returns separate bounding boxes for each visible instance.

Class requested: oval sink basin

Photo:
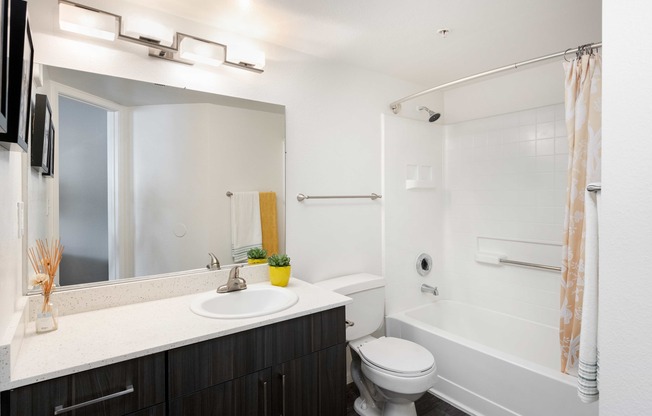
[190,285,299,319]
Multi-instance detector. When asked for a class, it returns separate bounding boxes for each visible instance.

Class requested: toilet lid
[357,337,435,375]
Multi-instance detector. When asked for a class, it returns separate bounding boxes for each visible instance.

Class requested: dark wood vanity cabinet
[0,353,166,416]
[0,307,346,416]
[168,307,346,416]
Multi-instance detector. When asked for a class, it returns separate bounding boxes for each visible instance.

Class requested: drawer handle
[281,374,287,416]
[262,380,268,416]
[53,384,134,415]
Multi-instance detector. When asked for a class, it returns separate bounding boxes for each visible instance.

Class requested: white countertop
[1,279,350,390]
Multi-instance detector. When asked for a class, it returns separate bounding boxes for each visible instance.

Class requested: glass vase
[36,295,58,334]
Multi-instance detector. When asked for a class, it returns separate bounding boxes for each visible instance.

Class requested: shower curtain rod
[389,41,602,114]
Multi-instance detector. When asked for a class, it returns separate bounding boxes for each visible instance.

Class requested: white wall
[443,61,565,124]
[131,103,284,276]
[601,1,652,414]
[8,0,430,319]
[0,151,23,335]
[382,115,444,315]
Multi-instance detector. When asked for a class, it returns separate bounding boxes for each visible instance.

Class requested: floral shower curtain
[560,50,602,375]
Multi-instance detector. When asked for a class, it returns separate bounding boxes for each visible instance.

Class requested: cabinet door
[273,353,320,416]
[168,368,272,416]
[273,344,346,416]
[318,344,347,416]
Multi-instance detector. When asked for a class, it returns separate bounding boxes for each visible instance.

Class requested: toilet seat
[356,337,436,377]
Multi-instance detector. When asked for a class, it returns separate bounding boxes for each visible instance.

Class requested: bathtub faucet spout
[421,284,439,296]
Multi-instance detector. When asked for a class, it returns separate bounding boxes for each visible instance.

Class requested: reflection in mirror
[27,65,285,290]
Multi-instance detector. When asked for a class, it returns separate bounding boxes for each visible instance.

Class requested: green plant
[268,253,291,267]
[247,247,267,260]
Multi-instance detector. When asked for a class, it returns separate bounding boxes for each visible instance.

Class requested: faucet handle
[230,265,242,276]
[207,253,221,270]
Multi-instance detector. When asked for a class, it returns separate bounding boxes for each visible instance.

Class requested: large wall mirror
[27,65,286,290]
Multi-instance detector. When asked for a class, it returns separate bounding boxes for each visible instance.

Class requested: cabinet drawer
[168,326,273,398]
[2,353,165,416]
[273,307,346,365]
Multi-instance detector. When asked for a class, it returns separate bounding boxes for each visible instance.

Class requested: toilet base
[353,396,418,416]
[383,400,417,416]
[354,396,381,416]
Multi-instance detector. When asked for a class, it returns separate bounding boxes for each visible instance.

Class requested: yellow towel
[259,192,279,256]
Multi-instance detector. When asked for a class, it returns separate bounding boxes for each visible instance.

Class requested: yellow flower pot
[269,266,291,287]
[248,258,267,265]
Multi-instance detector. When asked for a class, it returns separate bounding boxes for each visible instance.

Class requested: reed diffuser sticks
[28,239,64,314]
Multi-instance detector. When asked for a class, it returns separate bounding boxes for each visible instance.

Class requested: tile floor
[345,384,469,416]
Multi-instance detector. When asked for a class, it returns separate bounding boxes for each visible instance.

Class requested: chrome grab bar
[499,258,561,272]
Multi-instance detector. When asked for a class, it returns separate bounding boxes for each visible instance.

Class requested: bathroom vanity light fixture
[179,35,225,67]
[122,16,175,48]
[57,0,265,73]
[59,2,118,41]
[226,45,266,71]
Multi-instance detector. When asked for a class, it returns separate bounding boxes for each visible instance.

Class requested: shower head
[417,106,441,123]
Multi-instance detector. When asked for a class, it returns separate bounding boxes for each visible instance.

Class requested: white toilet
[316,273,437,416]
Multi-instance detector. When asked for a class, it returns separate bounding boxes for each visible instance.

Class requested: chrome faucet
[217,266,247,293]
[207,253,221,270]
[421,284,439,296]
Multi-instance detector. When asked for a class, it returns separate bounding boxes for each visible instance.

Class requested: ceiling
[117,0,601,87]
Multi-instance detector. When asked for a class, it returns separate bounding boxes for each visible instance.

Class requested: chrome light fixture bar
[58,0,265,73]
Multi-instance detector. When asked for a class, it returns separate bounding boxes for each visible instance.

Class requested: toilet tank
[315,273,385,341]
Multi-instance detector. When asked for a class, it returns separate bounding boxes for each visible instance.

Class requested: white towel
[578,184,600,403]
[230,192,262,262]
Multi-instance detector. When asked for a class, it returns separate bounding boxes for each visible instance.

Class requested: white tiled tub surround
[444,103,568,327]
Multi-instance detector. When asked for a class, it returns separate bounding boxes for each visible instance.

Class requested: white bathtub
[386,301,598,416]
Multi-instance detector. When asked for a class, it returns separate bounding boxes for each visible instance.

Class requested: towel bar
[296,193,382,202]
[587,183,601,192]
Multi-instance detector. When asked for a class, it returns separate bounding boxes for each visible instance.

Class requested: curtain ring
[563,48,573,62]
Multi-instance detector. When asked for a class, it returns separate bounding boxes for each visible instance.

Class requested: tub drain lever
[421,284,439,296]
